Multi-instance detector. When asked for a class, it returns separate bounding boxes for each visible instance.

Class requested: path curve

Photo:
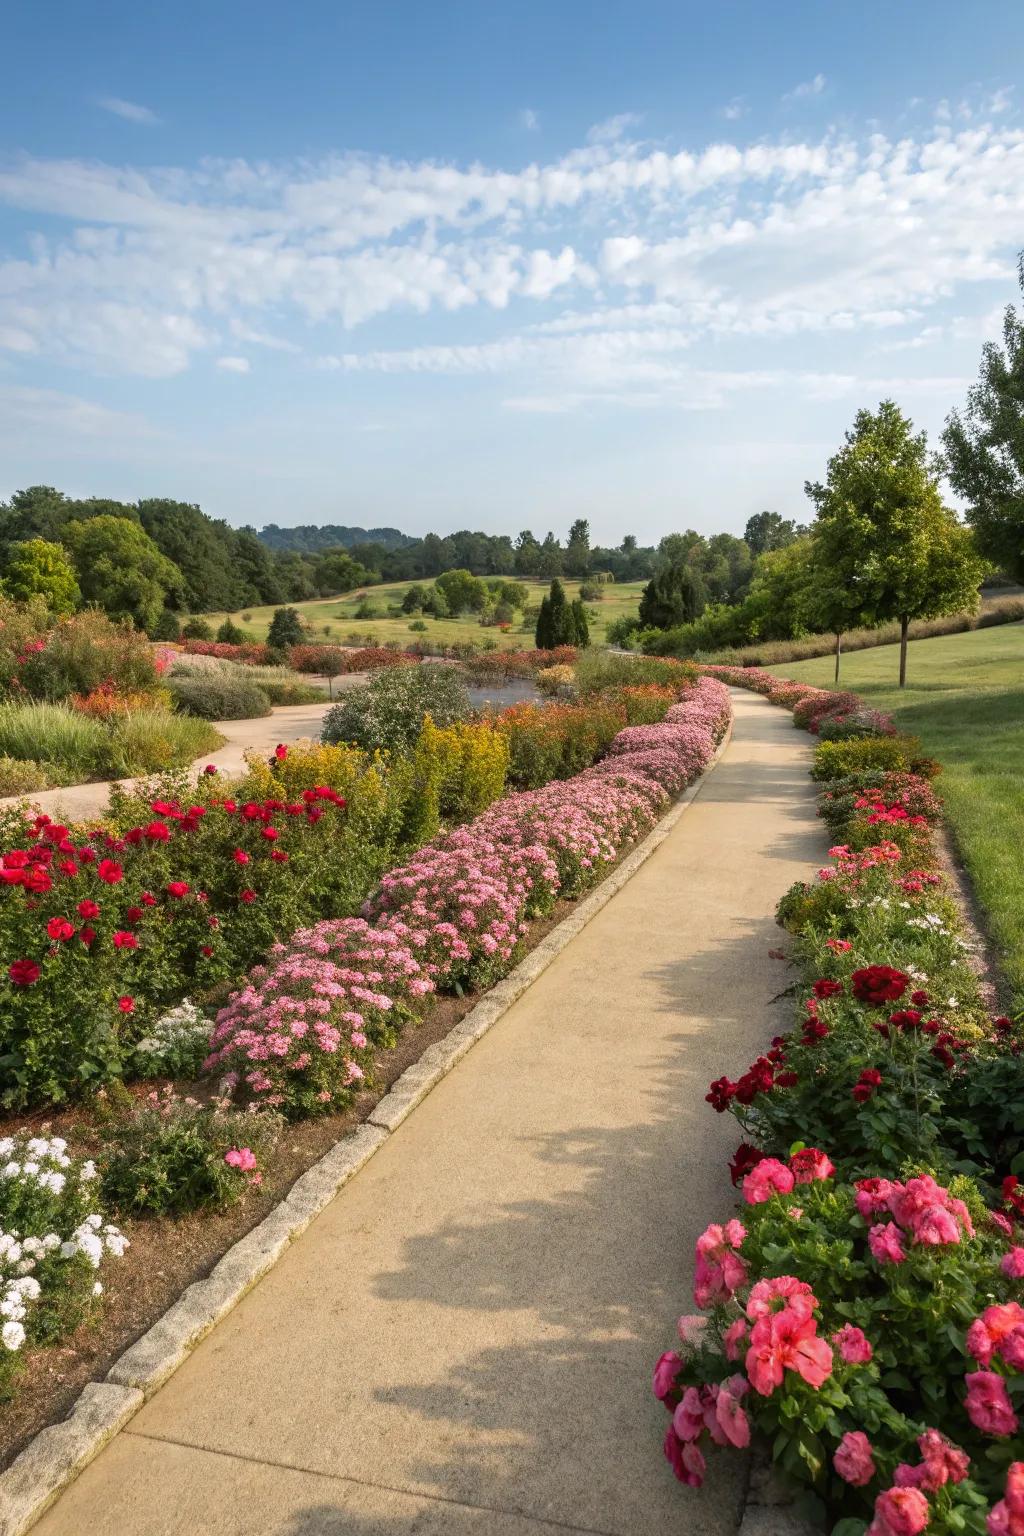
[0,693,355,822]
[31,690,828,1536]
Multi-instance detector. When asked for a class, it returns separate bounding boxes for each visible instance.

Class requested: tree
[514,530,542,578]
[638,561,707,630]
[2,539,79,614]
[267,607,306,649]
[744,511,803,555]
[435,568,487,615]
[401,584,426,613]
[537,532,564,579]
[564,518,591,578]
[807,401,985,686]
[535,578,576,647]
[741,541,815,643]
[570,598,590,647]
[942,298,1024,583]
[62,515,183,632]
[217,618,246,643]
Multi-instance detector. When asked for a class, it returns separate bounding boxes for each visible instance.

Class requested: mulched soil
[0,890,580,1469]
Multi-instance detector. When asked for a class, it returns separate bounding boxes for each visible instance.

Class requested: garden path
[0,694,353,822]
[32,690,828,1536]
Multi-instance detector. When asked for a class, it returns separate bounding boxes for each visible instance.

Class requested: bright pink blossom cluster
[856,1173,975,1262]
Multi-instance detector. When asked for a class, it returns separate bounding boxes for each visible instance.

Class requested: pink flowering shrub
[655,1153,1023,1529]
[209,698,722,1116]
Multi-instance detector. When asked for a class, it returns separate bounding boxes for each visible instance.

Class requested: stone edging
[0,716,735,1536]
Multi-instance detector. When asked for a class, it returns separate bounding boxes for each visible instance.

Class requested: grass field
[199,579,646,651]
[768,622,1024,1007]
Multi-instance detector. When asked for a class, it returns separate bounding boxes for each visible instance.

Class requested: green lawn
[768,623,1024,1007]
[200,578,646,651]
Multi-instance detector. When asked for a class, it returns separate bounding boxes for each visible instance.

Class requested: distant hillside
[258,523,415,552]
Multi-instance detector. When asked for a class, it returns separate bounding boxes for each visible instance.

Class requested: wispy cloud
[782,73,826,104]
[518,107,539,132]
[95,95,160,125]
[721,97,747,121]
[586,111,642,144]
[216,356,250,373]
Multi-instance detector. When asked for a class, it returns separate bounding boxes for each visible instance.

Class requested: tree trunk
[899,613,909,688]
[834,632,842,685]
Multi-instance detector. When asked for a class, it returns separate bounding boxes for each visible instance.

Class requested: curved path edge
[0,717,742,1536]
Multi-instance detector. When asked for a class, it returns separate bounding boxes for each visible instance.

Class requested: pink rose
[834,1430,876,1487]
[965,1372,1019,1437]
[742,1157,795,1205]
[224,1146,257,1172]
[652,1351,680,1402]
[790,1147,835,1185]
[868,1222,907,1266]
[988,1464,1024,1536]
[715,1379,750,1448]
[916,1429,970,1490]
[724,1318,748,1361]
[663,1424,705,1486]
[1001,1248,1024,1280]
[833,1324,873,1364]
[869,1485,930,1536]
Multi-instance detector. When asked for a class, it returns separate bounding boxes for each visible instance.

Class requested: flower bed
[652,670,1024,1534]
[208,675,731,1119]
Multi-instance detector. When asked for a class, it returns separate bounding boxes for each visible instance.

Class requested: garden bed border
[0,715,736,1536]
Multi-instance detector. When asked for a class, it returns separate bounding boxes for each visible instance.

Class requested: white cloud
[0,384,158,441]
[783,74,826,104]
[95,96,160,125]
[0,103,1021,401]
[519,108,539,132]
[586,112,642,144]
[216,355,250,373]
[721,97,747,121]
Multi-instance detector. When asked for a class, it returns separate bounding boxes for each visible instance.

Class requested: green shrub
[408,619,428,632]
[168,672,272,720]
[17,609,160,702]
[322,664,470,753]
[240,669,321,705]
[574,650,695,693]
[150,608,182,641]
[181,618,213,640]
[0,756,53,795]
[99,1087,281,1216]
[216,618,246,644]
[810,733,923,782]
[130,999,212,1079]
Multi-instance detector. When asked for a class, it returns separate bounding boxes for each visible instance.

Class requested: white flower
[92,1281,103,1297]
[21,1161,38,1176]
[1,1320,26,1351]
[78,1161,97,1182]
[59,1241,77,1260]
[2,1162,21,1178]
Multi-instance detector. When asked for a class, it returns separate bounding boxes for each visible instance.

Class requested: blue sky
[2,0,1023,544]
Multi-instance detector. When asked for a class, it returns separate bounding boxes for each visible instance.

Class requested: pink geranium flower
[834,1430,876,1487]
[965,1372,1019,1437]
[868,1222,907,1266]
[790,1147,835,1184]
[833,1324,873,1364]
[869,1485,930,1536]
[742,1157,795,1205]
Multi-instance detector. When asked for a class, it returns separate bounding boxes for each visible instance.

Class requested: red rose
[239,888,256,904]
[125,906,144,925]
[2,851,30,869]
[145,821,170,841]
[140,891,157,906]
[23,867,52,894]
[80,926,96,946]
[729,1143,764,1187]
[117,996,135,1013]
[9,959,40,986]
[201,945,214,958]
[124,828,144,846]
[58,859,78,876]
[96,859,123,885]
[166,881,190,898]
[274,744,287,760]
[261,827,278,841]
[233,849,250,865]
[705,1076,737,1112]
[851,965,908,1006]
[270,850,288,863]
[204,764,218,775]
[46,917,75,942]
[812,978,843,999]
[112,930,138,950]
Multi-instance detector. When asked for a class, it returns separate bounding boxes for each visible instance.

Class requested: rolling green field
[200,578,647,650]
[768,622,1024,1007]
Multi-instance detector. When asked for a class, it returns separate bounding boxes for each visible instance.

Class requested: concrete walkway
[33,691,827,1536]
[0,696,348,822]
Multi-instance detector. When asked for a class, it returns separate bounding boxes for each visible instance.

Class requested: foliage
[1,539,80,615]
[130,998,212,1079]
[0,756,52,795]
[15,608,161,703]
[321,664,470,753]
[943,300,1024,583]
[168,670,272,720]
[744,510,806,554]
[435,568,487,615]
[806,402,986,684]
[216,618,246,644]
[639,560,708,630]
[266,606,306,649]
[811,734,928,783]
[0,1132,127,1400]
[62,516,184,633]
[99,1087,280,1216]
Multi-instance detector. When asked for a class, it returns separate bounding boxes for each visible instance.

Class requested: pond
[466,679,542,711]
